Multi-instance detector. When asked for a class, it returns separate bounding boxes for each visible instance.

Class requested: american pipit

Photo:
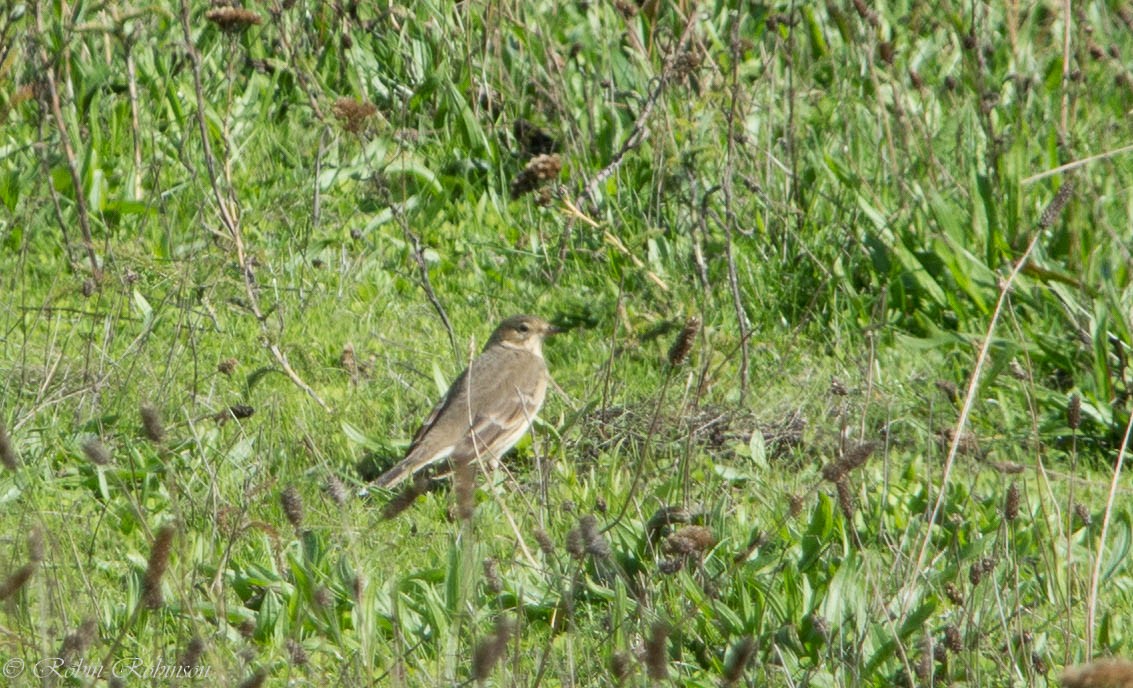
[375,315,558,489]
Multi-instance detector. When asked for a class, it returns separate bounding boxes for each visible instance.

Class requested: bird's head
[488,315,560,355]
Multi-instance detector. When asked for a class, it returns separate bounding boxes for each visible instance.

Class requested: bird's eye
[517,324,529,333]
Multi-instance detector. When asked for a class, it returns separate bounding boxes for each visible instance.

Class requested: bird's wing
[375,351,546,488]
[458,353,548,459]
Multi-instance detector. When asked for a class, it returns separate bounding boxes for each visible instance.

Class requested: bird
[374,315,559,489]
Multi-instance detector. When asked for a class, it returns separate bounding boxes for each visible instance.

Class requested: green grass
[2,0,1133,685]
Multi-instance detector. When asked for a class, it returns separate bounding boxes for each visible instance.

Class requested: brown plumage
[375,315,558,489]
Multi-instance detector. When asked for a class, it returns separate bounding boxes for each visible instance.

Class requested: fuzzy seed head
[332,98,378,135]
[142,524,176,609]
[533,528,556,557]
[324,474,347,506]
[280,487,304,530]
[667,316,700,367]
[471,617,514,681]
[1068,393,1082,430]
[644,621,670,680]
[205,7,262,32]
[140,403,165,443]
[510,154,562,199]
[722,636,756,685]
[81,437,111,466]
[1004,482,1020,522]
[0,421,18,471]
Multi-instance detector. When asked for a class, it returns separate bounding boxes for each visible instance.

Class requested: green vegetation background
[2,0,1132,685]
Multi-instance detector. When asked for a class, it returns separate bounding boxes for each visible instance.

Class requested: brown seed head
[663,525,716,556]
[0,563,37,600]
[667,316,700,367]
[140,403,165,443]
[287,639,308,666]
[218,358,238,376]
[205,7,262,32]
[722,636,756,686]
[81,437,112,466]
[332,97,378,135]
[644,621,670,680]
[533,528,556,557]
[280,487,304,530]
[835,479,855,521]
[1039,180,1074,230]
[579,514,610,558]
[0,421,19,471]
[1004,482,1019,522]
[610,651,635,685]
[471,617,515,681]
[510,154,562,199]
[324,474,348,506]
[142,524,176,609]
[1068,393,1082,430]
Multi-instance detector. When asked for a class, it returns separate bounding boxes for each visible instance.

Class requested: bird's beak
[545,324,563,337]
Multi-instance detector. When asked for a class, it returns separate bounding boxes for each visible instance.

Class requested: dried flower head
[943,625,963,653]
[27,527,44,564]
[482,557,502,595]
[1068,393,1082,430]
[471,616,515,681]
[510,154,562,199]
[287,639,308,666]
[722,636,756,686]
[533,528,556,557]
[579,514,610,558]
[324,474,348,506]
[180,637,205,669]
[1004,482,1019,522]
[237,668,268,688]
[0,563,37,600]
[644,621,670,680]
[662,525,715,556]
[565,527,586,560]
[142,524,176,609]
[1039,180,1074,230]
[610,651,635,685]
[280,487,304,530]
[217,358,238,376]
[944,582,964,606]
[60,618,98,659]
[81,437,112,466]
[332,97,378,135]
[140,403,165,443]
[835,478,855,521]
[205,6,262,32]
[0,421,18,471]
[667,316,700,367]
